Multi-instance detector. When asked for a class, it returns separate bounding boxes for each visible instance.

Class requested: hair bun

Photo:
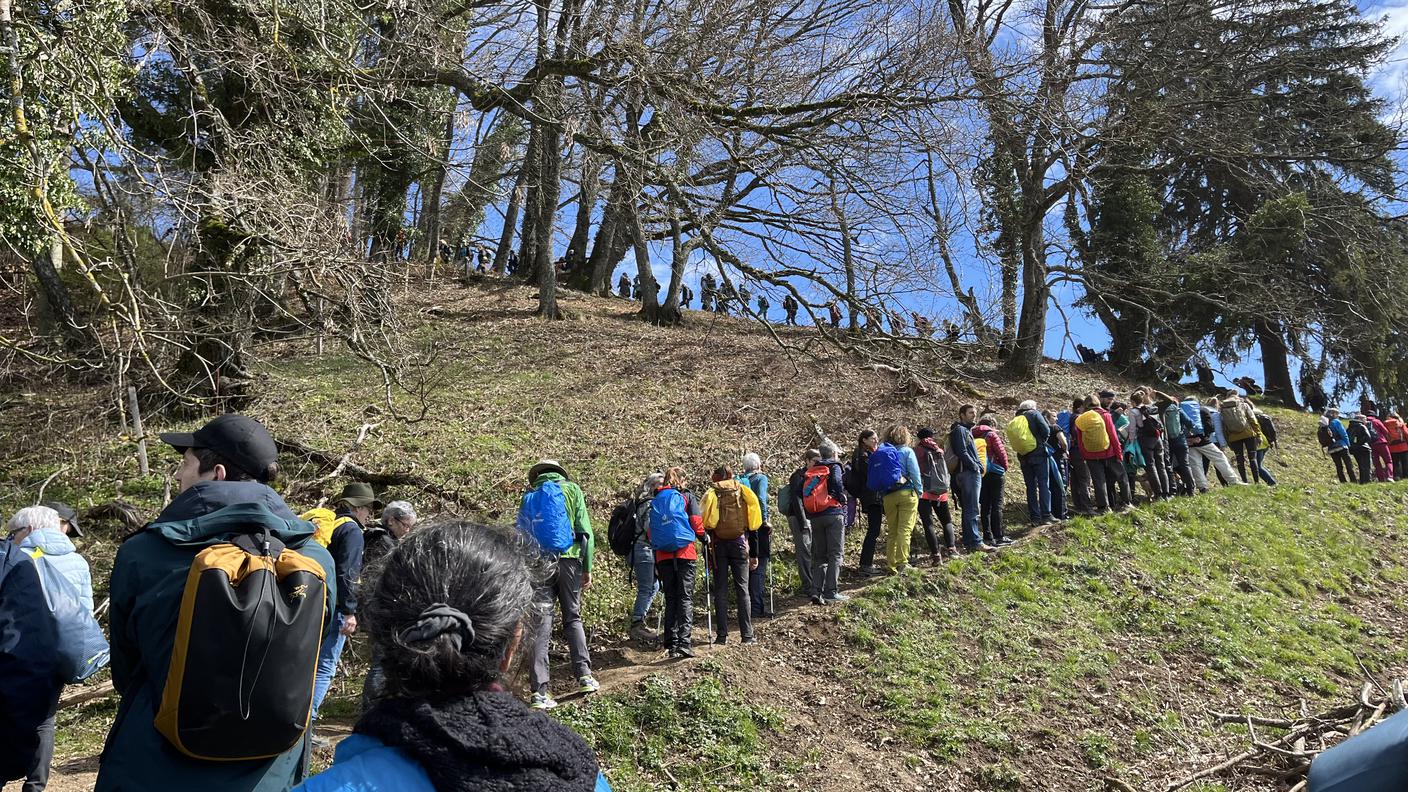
[398,603,477,652]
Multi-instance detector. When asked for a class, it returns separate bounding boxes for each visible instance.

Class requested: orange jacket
[1385,417,1408,454]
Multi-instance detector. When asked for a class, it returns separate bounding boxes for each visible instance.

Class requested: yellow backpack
[974,437,989,472]
[1006,414,1038,456]
[1076,410,1110,454]
[298,508,353,548]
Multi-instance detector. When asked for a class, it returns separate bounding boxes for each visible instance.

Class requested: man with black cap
[310,482,375,718]
[96,414,337,792]
[39,501,81,539]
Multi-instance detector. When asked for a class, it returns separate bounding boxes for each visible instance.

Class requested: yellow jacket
[701,479,763,533]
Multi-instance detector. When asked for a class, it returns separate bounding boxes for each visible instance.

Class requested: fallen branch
[276,436,483,512]
[60,679,115,710]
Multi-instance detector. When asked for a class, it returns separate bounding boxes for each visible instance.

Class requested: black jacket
[0,545,60,782]
[331,509,367,616]
[845,446,884,507]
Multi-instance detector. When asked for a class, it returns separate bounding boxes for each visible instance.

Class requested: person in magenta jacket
[972,417,1012,546]
[1364,410,1396,482]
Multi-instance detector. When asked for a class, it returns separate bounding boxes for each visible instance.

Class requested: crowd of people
[1315,399,1406,484]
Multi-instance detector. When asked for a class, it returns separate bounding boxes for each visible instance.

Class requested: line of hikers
[1316,403,1405,483]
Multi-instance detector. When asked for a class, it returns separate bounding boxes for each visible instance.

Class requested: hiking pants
[1372,443,1394,482]
[788,512,813,595]
[312,614,350,716]
[631,540,660,623]
[1254,449,1278,485]
[979,473,1006,544]
[1188,443,1239,490]
[1351,447,1373,484]
[1167,438,1194,496]
[1068,448,1093,514]
[918,497,954,553]
[1330,449,1353,483]
[808,513,845,599]
[1021,453,1052,523]
[710,541,754,641]
[857,502,885,570]
[1087,457,1129,510]
[1307,708,1408,792]
[1139,437,1171,498]
[1393,451,1408,481]
[1047,456,1068,519]
[657,558,696,650]
[953,471,982,549]
[529,557,592,690]
[748,527,771,616]
[882,489,919,570]
[22,685,60,792]
[1229,437,1261,485]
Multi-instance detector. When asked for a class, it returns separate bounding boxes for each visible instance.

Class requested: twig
[34,466,67,504]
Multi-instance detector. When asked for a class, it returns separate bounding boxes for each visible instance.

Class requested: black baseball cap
[160,414,278,480]
[1098,389,1116,399]
[41,501,81,537]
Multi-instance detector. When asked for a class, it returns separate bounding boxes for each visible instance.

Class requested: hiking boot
[859,565,886,577]
[675,645,696,659]
[742,635,758,645]
[578,675,601,695]
[823,593,851,604]
[530,691,559,710]
[714,635,727,646]
[997,537,1016,547]
[629,620,659,643]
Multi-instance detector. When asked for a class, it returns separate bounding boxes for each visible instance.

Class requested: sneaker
[810,595,825,606]
[997,537,1016,547]
[742,635,758,645]
[675,645,696,659]
[578,675,600,695]
[530,691,559,710]
[714,635,727,646]
[823,593,851,603]
[859,565,886,577]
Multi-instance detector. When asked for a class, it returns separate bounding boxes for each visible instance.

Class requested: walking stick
[703,541,713,640]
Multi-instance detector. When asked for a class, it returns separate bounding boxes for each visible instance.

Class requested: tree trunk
[1256,319,1298,407]
[517,122,543,283]
[565,150,600,289]
[632,202,668,323]
[831,180,858,332]
[492,162,529,274]
[419,101,456,262]
[1001,214,1049,380]
[30,238,93,349]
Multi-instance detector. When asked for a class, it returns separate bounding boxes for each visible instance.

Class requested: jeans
[1047,456,1068,519]
[1069,449,1093,514]
[22,685,60,791]
[856,502,885,569]
[1331,449,1353,483]
[1168,438,1194,495]
[1254,449,1278,485]
[1372,444,1395,482]
[882,489,919,570]
[1020,452,1053,522]
[1139,437,1171,498]
[918,497,953,552]
[312,614,349,716]
[1351,447,1373,483]
[657,558,696,650]
[1229,436,1261,485]
[808,513,845,599]
[631,541,659,623]
[529,556,592,691]
[979,474,1005,544]
[788,512,813,594]
[954,471,982,549]
[710,541,753,640]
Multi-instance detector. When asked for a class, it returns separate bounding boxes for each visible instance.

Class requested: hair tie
[398,603,476,652]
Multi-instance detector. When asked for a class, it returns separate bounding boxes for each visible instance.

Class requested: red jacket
[651,487,705,563]
[1074,408,1124,461]
[971,425,1009,471]
[1367,416,1393,449]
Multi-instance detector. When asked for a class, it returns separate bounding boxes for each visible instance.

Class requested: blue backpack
[866,443,904,493]
[517,480,575,554]
[648,489,697,552]
[1179,400,1202,434]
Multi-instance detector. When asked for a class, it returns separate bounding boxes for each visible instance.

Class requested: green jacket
[528,472,595,573]
[97,482,336,792]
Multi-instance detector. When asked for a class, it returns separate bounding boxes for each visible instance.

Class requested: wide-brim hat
[334,481,383,510]
[528,459,569,482]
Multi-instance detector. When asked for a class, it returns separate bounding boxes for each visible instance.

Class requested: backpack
[1365,418,1382,445]
[606,499,643,557]
[1076,410,1110,454]
[802,463,842,513]
[865,444,904,493]
[711,482,750,541]
[298,507,353,548]
[1163,405,1186,441]
[1138,408,1163,440]
[973,437,989,472]
[27,549,109,683]
[1179,401,1202,433]
[154,503,328,761]
[649,489,697,552]
[776,482,797,518]
[1387,418,1408,446]
[1317,424,1333,448]
[1006,415,1038,456]
[516,480,575,555]
[976,434,1007,475]
[1220,401,1252,435]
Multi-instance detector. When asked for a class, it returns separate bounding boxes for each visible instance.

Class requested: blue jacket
[0,544,61,781]
[294,734,615,792]
[738,471,770,523]
[19,527,93,612]
[1328,417,1351,451]
[96,481,338,792]
[897,446,923,494]
[1308,708,1408,791]
[330,509,366,616]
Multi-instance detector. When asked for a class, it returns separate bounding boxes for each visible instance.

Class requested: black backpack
[606,499,643,558]
[1138,408,1163,440]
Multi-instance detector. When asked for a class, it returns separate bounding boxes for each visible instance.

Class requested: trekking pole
[703,541,713,639]
[767,559,774,616]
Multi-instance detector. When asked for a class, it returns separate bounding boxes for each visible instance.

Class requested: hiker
[848,430,888,577]
[1043,409,1072,519]
[617,273,630,299]
[782,295,799,325]
[756,294,769,320]
[1219,393,1264,486]
[1305,708,1408,792]
[292,521,613,792]
[828,301,842,328]
[631,275,641,301]
[1252,410,1279,486]
[1112,402,1149,502]
[518,460,599,708]
[1346,413,1375,484]
[97,414,337,792]
[1132,393,1172,501]
[871,426,922,571]
[7,505,93,791]
[0,541,61,786]
[1065,397,1094,516]
[1156,391,1195,496]
[1302,379,1329,415]
[784,451,818,596]
[1386,409,1408,480]
[38,501,82,539]
[1320,409,1354,483]
[1074,395,1130,513]
[738,454,772,619]
[1098,389,1116,411]
[622,473,663,643]
[914,427,954,561]
[803,440,850,604]
[700,273,717,312]
[680,284,693,309]
[647,467,705,659]
[1364,409,1395,482]
[363,500,417,567]
[1008,400,1057,525]
[949,405,996,553]
[311,482,376,718]
[702,467,762,645]
[1184,396,1240,491]
[972,417,1011,546]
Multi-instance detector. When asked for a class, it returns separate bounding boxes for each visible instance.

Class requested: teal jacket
[96,481,337,792]
[525,472,596,573]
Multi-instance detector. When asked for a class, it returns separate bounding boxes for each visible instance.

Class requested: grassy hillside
[3,279,1406,792]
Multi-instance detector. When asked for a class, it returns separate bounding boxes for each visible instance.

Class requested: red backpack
[801,464,841,513]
